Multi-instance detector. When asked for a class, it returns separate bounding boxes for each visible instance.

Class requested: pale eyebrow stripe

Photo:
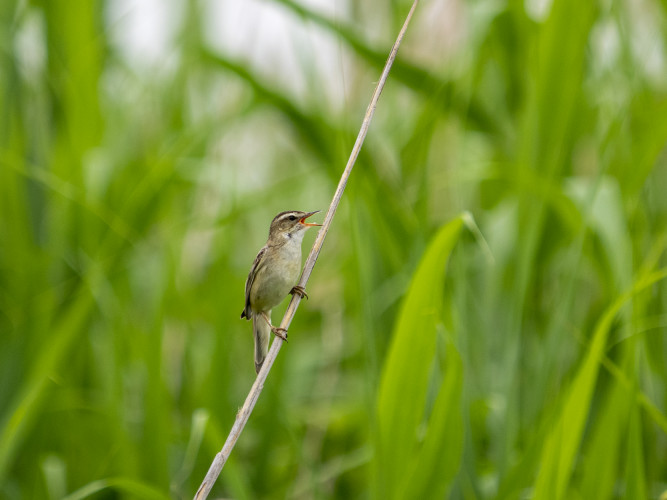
[276,212,298,222]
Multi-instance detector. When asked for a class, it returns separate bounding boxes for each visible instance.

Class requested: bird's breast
[250,242,301,311]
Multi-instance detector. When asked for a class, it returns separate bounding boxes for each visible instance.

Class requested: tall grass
[1,0,666,499]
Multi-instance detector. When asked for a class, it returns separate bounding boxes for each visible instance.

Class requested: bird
[241,210,321,373]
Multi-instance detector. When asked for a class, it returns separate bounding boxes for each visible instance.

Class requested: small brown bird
[241,210,320,373]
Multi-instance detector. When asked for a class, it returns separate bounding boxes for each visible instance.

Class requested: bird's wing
[241,245,267,319]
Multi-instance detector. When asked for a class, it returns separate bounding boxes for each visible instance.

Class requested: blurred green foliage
[1,0,667,498]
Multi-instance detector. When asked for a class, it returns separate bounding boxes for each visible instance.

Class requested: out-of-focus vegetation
[1,0,667,498]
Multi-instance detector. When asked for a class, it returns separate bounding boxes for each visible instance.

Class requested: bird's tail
[253,311,270,374]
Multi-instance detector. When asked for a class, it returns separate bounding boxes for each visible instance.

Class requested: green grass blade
[199,49,336,165]
[271,0,496,132]
[375,215,464,499]
[578,370,630,500]
[532,267,667,499]
[400,340,464,499]
[624,403,647,500]
[0,295,92,482]
[62,477,170,500]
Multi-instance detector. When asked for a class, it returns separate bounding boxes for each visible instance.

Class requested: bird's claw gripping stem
[290,285,308,300]
[271,326,288,342]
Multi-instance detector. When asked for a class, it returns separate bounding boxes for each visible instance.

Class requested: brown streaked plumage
[241,211,320,373]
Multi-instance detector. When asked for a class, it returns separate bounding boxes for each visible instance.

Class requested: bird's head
[268,210,321,241]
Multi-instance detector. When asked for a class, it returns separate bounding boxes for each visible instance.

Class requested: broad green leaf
[375,215,464,499]
[399,340,464,499]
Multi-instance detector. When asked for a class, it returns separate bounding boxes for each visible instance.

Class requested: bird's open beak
[299,211,322,227]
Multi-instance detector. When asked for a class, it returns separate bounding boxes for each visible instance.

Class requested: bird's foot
[271,326,288,342]
[290,285,308,300]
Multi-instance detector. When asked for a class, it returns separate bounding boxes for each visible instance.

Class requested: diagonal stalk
[194,2,419,497]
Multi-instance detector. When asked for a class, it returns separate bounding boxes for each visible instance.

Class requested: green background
[1,0,667,498]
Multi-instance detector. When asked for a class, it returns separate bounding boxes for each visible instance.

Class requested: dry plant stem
[194,2,419,498]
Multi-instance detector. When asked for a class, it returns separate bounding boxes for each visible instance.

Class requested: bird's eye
[288,215,297,221]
